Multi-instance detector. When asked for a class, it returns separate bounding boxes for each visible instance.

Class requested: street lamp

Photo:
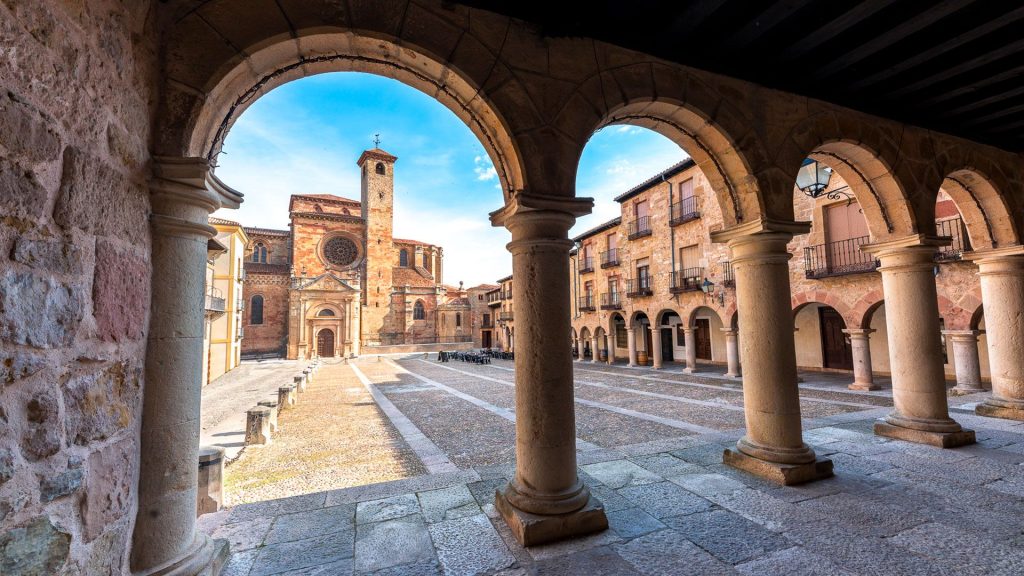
[701,277,725,307]
[796,158,833,198]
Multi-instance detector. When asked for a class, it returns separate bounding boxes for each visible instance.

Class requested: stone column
[576,337,585,361]
[971,248,1024,420]
[651,326,663,369]
[626,327,638,367]
[132,158,238,574]
[721,328,741,378]
[864,237,974,447]
[592,334,600,364]
[683,327,697,373]
[843,328,879,391]
[490,194,606,546]
[944,330,985,395]
[710,221,831,485]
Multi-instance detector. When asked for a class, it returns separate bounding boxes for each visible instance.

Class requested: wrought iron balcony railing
[670,267,703,293]
[579,256,594,273]
[935,216,971,262]
[600,292,622,310]
[578,295,596,311]
[626,216,652,240]
[625,276,653,297]
[670,195,700,226]
[487,291,502,304]
[600,249,620,268]
[804,235,878,279]
[499,310,514,322]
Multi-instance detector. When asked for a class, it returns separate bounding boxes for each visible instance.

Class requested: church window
[422,252,429,267]
[252,243,267,263]
[318,309,335,317]
[413,300,425,320]
[250,295,264,325]
[375,162,386,175]
[323,236,359,267]
[456,313,462,327]
[399,249,409,267]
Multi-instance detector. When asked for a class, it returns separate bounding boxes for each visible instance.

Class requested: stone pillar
[843,328,879,391]
[591,334,600,364]
[683,327,697,373]
[944,330,985,395]
[721,328,741,378]
[278,386,292,410]
[576,337,585,361]
[710,221,832,485]
[651,326,663,369]
[626,327,637,367]
[864,238,974,447]
[490,194,607,546]
[245,407,272,446]
[132,158,237,573]
[972,249,1024,420]
[197,446,224,517]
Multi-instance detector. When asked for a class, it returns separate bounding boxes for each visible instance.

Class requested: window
[608,277,619,295]
[679,244,700,269]
[636,258,650,289]
[677,325,685,347]
[250,295,264,325]
[635,200,649,219]
[456,313,462,327]
[607,233,617,251]
[375,162,386,175]
[679,178,694,200]
[413,300,425,320]
[399,249,409,267]
[614,317,628,348]
[317,309,335,317]
[252,243,267,263]
[483,313,491,326]
[422,252,429,267]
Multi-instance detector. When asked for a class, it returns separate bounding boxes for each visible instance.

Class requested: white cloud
[474,155,497,181]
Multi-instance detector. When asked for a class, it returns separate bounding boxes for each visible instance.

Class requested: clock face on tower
[323,236,359,267]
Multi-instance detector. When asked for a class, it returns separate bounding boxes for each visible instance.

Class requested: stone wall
[241,272,290,355]
[0,1,157,573]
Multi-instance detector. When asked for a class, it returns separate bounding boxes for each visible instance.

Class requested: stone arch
[628,310,651,325]
[970,304,985,332]
[780,112,925,240]
[655,308,682,326]
[579,326,592,341]
[940,169,1019,249]
[581,98,770,227]
[939,291,983,331]
[791,293,855,328]
[156,6,527,201]
[686,305,723,327]
[856,299,886,331]
[309,303,342,318]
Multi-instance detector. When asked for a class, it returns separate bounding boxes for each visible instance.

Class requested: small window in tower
[414,300,425,320]
[456,313,462,327]
[252,243,267,263]
[399,249,409,267]
[376,162,386,175]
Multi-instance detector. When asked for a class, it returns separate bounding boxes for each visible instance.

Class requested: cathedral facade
[239,148,446,359]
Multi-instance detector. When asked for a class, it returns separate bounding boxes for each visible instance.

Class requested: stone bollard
[257,400,279,433]
[294,375,306,393]
[197,446,225,516]
[245,406,272,446]
[278,386,294,410]
[288,384,298,406]
[303,368,312,384]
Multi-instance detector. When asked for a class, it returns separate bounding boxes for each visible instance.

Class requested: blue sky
[213,72,686,286]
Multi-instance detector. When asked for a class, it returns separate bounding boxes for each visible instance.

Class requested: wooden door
[317,329,335,358]
[660,328,674,361]
[482,331,492,348]
[819,307,852,370]
[695,319,712,360]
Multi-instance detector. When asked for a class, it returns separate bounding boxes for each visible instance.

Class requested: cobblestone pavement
[203,355,1015,574]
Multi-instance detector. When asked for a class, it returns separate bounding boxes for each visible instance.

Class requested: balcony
[804,236,878,279]
[600,249,620,268]
[502,290,513,300]
[670,267,703,293]
[669,196,700,226]
[626,216,652,240]
[486,292,502,306]
[600,292,622,310]
[204,287,226,314]
[499,311,514,322]
[481,319,494,329]
[722,261,735,288]
[579,256,594,274]
[625,276,653,297]
[935,217,971,262]
[578,295,596,311]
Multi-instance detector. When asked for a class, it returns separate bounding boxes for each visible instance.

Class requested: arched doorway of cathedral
[310,306,343,358]
[315,328,336,358]
[687,306,725,364]
[793,303,853,371]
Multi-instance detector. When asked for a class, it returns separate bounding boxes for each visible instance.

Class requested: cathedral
[239,148,447,359]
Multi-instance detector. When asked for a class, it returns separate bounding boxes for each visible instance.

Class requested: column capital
[966,245,1024,277]
[942,329,984,341]
[489,192,593,228]
[720,327,738,336]
[682,326,696,334]
[862,234,949,260]
[709,218,811,244]
[842,328,876,337]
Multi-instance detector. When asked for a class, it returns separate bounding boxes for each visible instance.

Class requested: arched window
[422,252,429,267]
[250,295,264,325]
[251,243,267,263]
[456,312,462,327]
[375,162,386,175]
[413,300,425,320]
[317,309,335,317]
[399,249,408,267]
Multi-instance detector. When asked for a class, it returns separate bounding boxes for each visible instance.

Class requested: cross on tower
[373,133,381,148]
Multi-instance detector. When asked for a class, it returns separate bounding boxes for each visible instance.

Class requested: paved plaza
[197,357,1024,575]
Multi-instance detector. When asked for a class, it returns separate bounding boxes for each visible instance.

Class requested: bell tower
[357,146,397,345]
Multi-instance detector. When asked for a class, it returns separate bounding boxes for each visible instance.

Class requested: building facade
[204,218,247,382]
[239,148,449,359]
[570,160,987,391]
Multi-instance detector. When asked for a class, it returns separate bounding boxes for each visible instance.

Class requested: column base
[723,449,833,486]
[848,382,881,391]
[976,400,1024,422]
[683,367,697,374]
[873,421,976,448]
[724,372,741,379]
[950,386,986,396]
[494,490,608,547]
[135,533,230,576]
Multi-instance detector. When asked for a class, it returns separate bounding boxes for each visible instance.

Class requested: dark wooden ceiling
[459,1,1024,153]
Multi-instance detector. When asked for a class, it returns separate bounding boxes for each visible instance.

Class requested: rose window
[323,236,359,266]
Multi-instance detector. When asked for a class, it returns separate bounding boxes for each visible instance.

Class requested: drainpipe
[665,174,677,302]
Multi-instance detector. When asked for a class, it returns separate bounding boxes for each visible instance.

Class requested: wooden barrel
[637,350,649,365]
